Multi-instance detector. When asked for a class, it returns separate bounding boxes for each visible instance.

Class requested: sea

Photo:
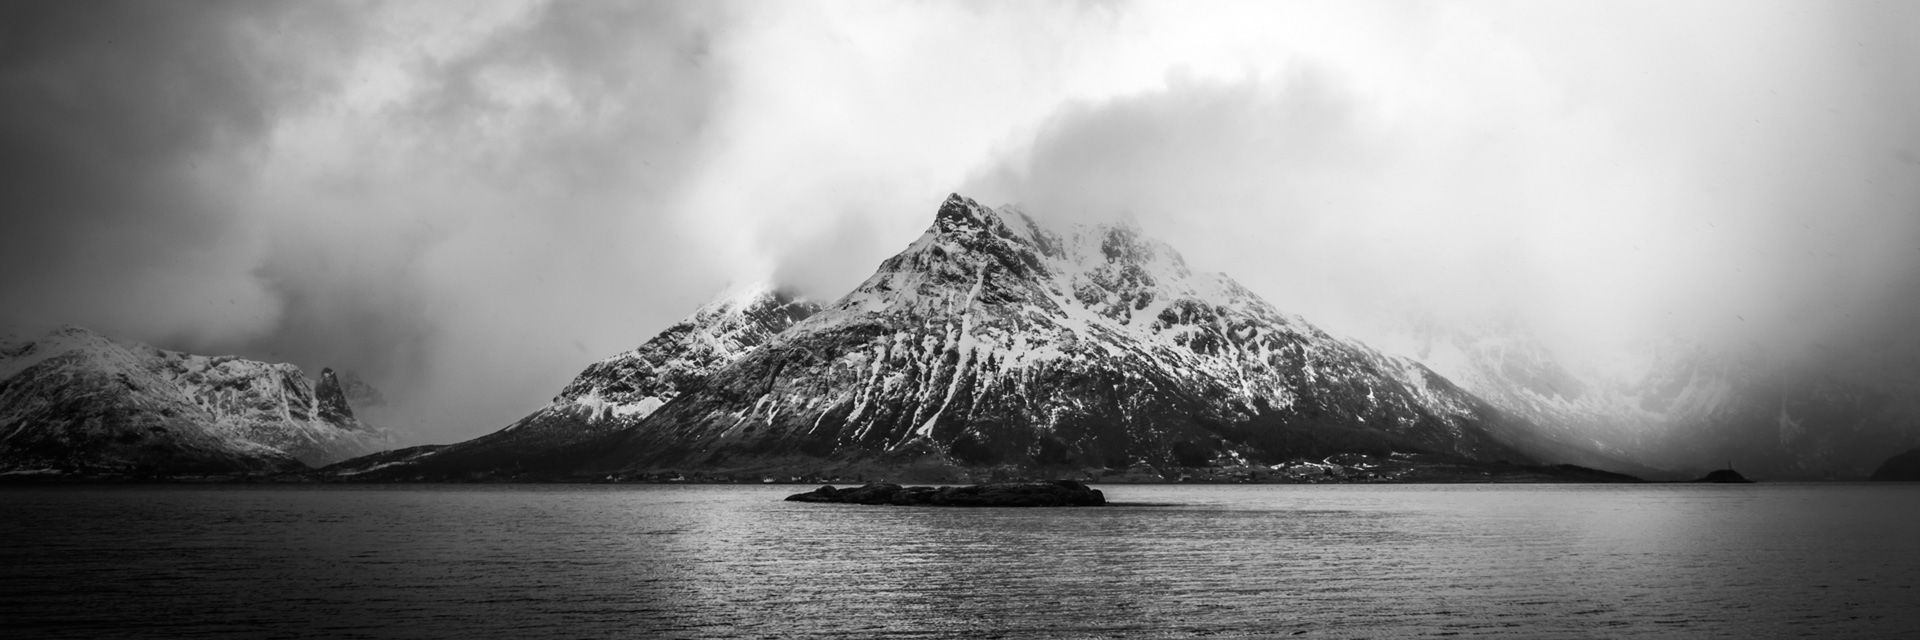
[4,483,1917,639]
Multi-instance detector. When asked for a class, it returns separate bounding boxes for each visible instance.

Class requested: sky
[3,0,1918,443]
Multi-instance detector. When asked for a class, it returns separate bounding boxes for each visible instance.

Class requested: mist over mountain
[1373,318,1920,480]
[3,1,1919,461]
[334,195,1659,482]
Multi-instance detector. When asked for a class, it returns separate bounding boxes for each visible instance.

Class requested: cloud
[0,0,356,344]
[0,0,747,441]
[968,1,1920,371]
[234,0,744,440]
[967,67,1555,342]
[4,0,1918,445]
[665,0,1146,301]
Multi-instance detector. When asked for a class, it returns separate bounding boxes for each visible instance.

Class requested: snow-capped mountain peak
[0,327,394,475]
[577,194,1530,476]
[550,281,819,421]
[336,194,1571,481]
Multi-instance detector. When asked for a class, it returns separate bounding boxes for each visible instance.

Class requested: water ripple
[3,483,1918,638]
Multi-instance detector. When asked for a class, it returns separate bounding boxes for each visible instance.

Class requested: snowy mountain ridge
[551,282,820,425]
[758,195,1488,450]
[0,326,393,475]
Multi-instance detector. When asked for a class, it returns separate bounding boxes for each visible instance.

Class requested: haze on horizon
[3,0,1918,443]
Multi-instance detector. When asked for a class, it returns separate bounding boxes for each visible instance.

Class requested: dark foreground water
[4,484,1918,639]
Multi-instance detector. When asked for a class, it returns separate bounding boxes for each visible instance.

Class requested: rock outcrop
[786,480,1106,506]
[314,368,359,427]
[1694,468,1754,483]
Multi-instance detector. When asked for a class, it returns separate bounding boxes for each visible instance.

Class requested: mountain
[1636,341,1920,479]
[335,369,385,411]
[1370,318,1678,477]
[325,284,821,479]
[0,326,392,477]
[343,194,1584,482]
[1871,449,1920,481]
[1380,318,1920,480]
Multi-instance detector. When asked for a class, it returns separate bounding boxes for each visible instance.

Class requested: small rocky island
[786,480,1106,507]
[1694,468,1754,483]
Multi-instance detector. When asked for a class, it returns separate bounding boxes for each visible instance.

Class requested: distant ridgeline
[323,194,1644,483]
[0,327,394,478]
[1871,449,1920,481]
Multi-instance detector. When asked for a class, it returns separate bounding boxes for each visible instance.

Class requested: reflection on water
[4,483,1917,638]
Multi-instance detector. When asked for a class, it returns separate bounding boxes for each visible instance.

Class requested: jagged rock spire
[315,367,359,428]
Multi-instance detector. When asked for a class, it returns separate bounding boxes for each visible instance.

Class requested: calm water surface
[4,483,1917,639]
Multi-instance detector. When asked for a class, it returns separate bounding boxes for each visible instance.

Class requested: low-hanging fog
[3,0,1917,443]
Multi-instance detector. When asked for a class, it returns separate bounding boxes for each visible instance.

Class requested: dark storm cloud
[0,0,744,441]
[0,0,1150,442]
[398,1,723,195]
[232,0,741,440]
[0,0,355,342]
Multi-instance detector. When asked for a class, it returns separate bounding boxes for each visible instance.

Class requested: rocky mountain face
[348,194,1564,481]
[314,368,358,427]
[0,326,392,477]
[1381,319,1920,479]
